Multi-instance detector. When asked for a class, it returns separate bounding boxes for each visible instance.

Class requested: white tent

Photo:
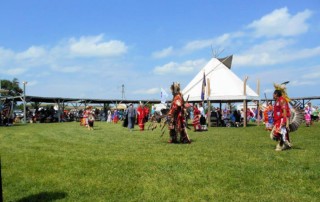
[182,57,260,102]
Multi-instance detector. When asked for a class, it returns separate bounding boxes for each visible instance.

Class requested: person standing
[272,89,291,151]
[151,105,155,116]
[113,109,119,124]
[144,105,149,123]
[88,112,95,130]
[264,102,274,131]
[198,102,205,117]
[137,103,146,131]
[83,106,91,128]
[107,110,112,123]
[192,105,201,131]
[167,82,191,143]
[304,102,312,126]
[126,103,136,131]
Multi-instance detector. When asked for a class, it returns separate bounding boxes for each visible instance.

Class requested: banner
[160,88,168,104]
[201,72,206,101]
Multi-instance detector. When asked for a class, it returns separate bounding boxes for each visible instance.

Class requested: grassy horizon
[1,121,319,201]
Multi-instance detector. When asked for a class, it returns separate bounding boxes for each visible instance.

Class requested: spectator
[113,109,119,124]
[126,103,136,131]
[137,103,146,131]
[192,105,201,131]
[107,110,112,123]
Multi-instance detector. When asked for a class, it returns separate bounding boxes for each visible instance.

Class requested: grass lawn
[0,121,319,201]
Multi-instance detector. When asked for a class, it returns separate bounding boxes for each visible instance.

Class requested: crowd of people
[2,81,319,151]
[263,101,320,130]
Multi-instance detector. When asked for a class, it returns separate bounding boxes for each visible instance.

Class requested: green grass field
[1,121,319,201]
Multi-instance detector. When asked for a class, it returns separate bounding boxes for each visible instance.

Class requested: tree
[0,78,23,96]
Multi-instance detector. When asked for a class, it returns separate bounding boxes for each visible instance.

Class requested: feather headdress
[274,81,290,102]
[170,82,180,94]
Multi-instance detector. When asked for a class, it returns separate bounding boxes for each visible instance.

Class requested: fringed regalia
[192,106,201,131]
[137,105,146,131]
[272,83,292,151]
[167,82,191,144]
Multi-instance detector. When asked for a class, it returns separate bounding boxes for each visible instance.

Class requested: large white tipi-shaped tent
[182,56,260,102]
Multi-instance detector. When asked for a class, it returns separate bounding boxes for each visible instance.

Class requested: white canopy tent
[182,57,260,102]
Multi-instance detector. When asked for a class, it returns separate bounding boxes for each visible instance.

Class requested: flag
[160,88,168,103]
[201,72,206,101]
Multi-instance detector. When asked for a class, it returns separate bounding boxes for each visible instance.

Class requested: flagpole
[243,76,249,127]
[201,71,206,106]
[206,78,211,127]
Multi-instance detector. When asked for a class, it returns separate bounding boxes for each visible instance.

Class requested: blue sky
[1,0,319,104]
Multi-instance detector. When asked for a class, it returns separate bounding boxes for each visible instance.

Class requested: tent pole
[207,100,211,127]
[206,78,211,127]
[243,76,249,127]
[257,101,260,126]
[257,79,260,126]
[243,100,247,127]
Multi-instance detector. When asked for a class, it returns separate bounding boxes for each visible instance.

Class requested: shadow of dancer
[17,191,67,202]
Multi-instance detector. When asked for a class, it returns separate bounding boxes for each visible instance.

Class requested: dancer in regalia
[272,83,292,151]
[167,82,191,144]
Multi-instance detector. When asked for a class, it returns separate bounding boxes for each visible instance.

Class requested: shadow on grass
[16,191,67,202]
[91,127,102,130]
[5,124,28,127]
[292,146,303,150]
[268,144,304,151]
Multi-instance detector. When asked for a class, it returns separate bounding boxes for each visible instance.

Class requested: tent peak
[216,55,233,69]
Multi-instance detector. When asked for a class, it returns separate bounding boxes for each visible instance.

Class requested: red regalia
[264,104,274,131]
[144,107,149,123]
[192,106,201,131]
[271,83,292,151]
[137,104,146,131]
[167,82,191,144]
[273,96,290,141]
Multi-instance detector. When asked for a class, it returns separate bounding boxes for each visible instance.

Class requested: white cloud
[183,39,214,52]
[291,80,316,86]
[0,34,130,77]
[182,34,232,53]
[293,46,320,60]
[154,62,177,75]
[151,32,243,58]
[0,47,15,66]
[234,39,294,66]
[133,88,159,95]
[153,59,207,75]
[151,8,314,61]
[234,39,320,67]
[152,46,174,58]
[303,72,320,79]
[51,65,83,73]
[247,7,312,38]
[68,34,128,57]
[5,68,27,76]
[302,66,320,79]
[16,46,46,60]
[0,47,15,59]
